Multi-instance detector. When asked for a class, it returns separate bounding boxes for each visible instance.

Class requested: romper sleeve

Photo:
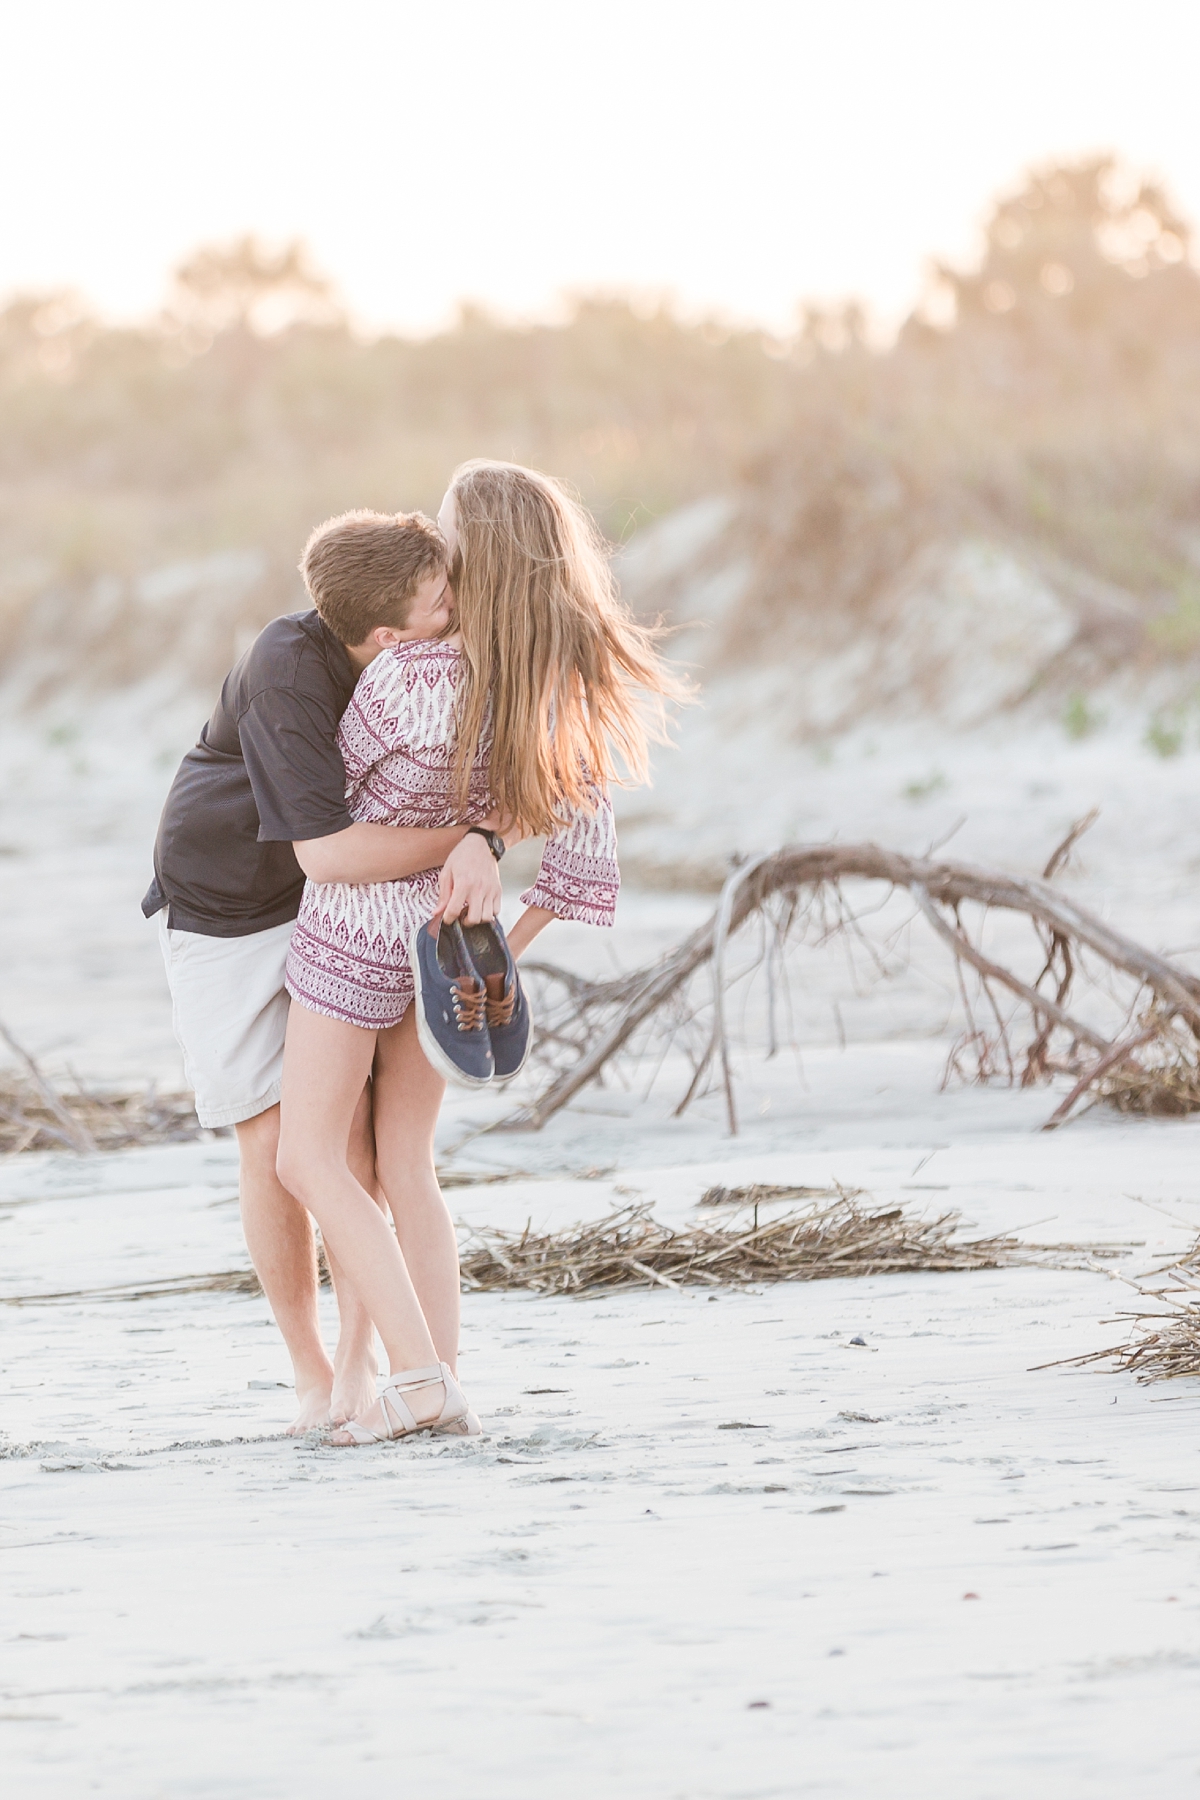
[519,781,620,927]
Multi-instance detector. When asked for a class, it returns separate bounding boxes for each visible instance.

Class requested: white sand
[3,709,1200,1794]
[5,1050,1200,1797]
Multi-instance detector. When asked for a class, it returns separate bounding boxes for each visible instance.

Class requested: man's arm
[293,821,470,885]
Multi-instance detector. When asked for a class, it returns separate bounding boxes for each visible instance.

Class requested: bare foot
[286,1383,334,1436]
[329,1355,379,1426]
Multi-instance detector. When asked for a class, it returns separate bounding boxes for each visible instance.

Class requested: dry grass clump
[0,1036,203,1159]
[4,1193,1122,1308]
[2,1269,262,1307]
[698,1181,862,1208]
[0,1019,207,1155]
[1049,1297,1200,1383]
[1099,1307,1200,1381]
[1047,1247,1200,1383]
[457,1197,1119,1296]
[1098,1055,1200,1117]
[0,1069,202,1155]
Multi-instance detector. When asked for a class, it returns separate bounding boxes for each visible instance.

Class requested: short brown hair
[300,509,446,645]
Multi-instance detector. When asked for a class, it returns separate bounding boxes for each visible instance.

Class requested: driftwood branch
[909,883,1108,1053]
[1040,1027,1160,1131]
[502,839,1200,1134]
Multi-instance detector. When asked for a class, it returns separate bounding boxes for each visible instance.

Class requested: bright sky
[3,0,1199,335]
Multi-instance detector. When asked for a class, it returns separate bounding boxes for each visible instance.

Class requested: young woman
[276,460,680,1443]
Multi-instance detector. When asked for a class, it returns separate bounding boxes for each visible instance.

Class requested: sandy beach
[9,20,1200,1792]
[5,1020,1200,1795]
[3,707,1200,1797]
[5,1093,1200,1797]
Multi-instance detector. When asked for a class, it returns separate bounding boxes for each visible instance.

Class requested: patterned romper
[284,639,620,1030]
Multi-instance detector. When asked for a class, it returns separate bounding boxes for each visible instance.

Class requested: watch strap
[466,825,505,862]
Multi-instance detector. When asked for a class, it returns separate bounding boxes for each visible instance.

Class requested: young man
[144,510,501,1432]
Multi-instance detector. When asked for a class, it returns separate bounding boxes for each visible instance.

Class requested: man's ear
[372,622,405,651]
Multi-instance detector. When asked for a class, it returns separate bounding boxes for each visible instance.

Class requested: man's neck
[344,641,379,674]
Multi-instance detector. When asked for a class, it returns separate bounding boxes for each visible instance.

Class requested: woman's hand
[435,832,503,926]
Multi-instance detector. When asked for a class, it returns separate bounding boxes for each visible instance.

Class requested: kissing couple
[146,460,679,1444]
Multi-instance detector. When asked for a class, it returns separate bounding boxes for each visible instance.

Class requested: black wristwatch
[466,826,506,862]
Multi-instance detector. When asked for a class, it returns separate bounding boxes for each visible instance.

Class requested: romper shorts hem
[283,972,415,1034]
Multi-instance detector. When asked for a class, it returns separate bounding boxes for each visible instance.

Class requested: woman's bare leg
[276,1004,444,1423]
[325,1084,386,1423]
[372,1008,459,1368]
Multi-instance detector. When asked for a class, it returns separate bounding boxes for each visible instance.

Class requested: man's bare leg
[235,1105,335,1432]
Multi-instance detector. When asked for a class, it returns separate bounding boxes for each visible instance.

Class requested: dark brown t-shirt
[142,610,356,937]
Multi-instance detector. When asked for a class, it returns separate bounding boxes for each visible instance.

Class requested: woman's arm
[506,905,557,959]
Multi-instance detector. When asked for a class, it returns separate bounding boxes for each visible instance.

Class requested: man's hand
[435,831,503,927]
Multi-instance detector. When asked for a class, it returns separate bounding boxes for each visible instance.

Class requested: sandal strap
[381,1363,445,1392]
[378,1385,419,1436]
[337,1417,386,1445]
[376,1362,450,1438]
[337,1362,469,1442]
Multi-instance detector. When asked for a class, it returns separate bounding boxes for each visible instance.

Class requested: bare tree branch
[502,840,1200,1133]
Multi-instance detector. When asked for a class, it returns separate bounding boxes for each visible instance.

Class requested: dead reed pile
[698,1181,863,1208]
[3,1194,1123,1307]
[457,1196,1119,1295]
[1,1269,262,1306]
[1098,1056,1200,1118]
[0,1070,202,1155]
[1045,1258,1200,1383]
[0,1019,204,1155]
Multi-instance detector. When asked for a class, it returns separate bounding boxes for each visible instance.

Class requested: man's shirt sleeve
[238,686,354,844]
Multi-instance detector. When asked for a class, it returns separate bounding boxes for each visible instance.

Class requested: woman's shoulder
[352,638,462,702]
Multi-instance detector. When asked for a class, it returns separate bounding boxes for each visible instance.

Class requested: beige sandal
[434,1407,482,1438]
[335,1362,469,1445]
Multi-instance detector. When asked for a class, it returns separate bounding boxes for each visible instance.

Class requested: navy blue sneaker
[410,919,494,1088]
[459,919,533,1082]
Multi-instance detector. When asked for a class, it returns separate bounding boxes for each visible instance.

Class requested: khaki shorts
[158,915,294,1128]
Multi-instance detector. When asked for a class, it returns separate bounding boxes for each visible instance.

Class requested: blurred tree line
[738,158,1200,654]
[0,239,784,611]
[3,156,1200,666]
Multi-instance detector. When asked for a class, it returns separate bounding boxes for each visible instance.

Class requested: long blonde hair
[448,460,683,836]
